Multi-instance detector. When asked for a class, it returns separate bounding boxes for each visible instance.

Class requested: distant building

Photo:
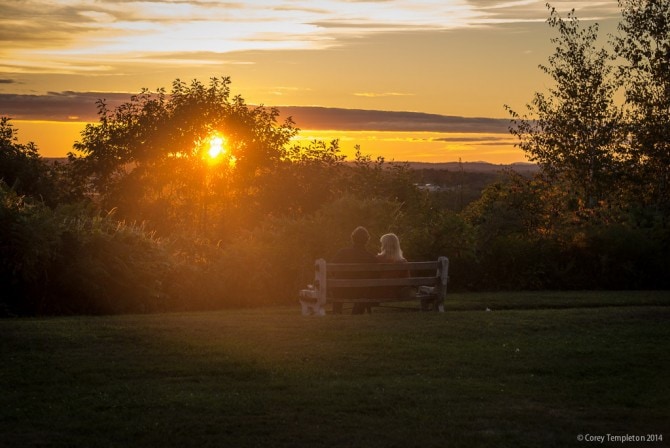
[415,183,442,192]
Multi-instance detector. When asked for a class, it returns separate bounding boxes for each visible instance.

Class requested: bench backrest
[311,257,449,304]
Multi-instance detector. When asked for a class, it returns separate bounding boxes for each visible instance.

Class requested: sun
[201,131,237,167]
[207,134,226,159]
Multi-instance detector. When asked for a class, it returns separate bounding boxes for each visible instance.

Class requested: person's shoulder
[334,246,350,256]
[356,248,377,263]
[332,246,354,262]
[363,251,377,261]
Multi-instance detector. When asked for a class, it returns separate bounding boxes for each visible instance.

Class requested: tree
[506,4,626,211]
[0,117,56,204]
[259,139,346,218]
[72,77,300,236]
[614,0,670,212]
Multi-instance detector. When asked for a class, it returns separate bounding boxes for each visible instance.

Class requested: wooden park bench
[299,257,449,315]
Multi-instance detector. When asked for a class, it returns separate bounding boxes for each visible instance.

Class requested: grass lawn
[1,291,669,447]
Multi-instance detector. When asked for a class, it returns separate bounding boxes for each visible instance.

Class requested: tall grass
[1,291,668,447]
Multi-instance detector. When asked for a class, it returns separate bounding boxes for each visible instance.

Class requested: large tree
[73,77,300,236]
[614,0,670,212]
[507,5,626,211]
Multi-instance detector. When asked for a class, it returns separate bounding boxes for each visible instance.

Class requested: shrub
[0,186,62,314]
[0,186,171,315]
[46,215,171,314]
[160,195,411,308]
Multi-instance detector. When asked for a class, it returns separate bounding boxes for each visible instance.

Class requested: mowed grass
[1,291,669,448]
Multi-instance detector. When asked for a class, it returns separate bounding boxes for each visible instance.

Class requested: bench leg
[300,300,311,315]
[352,302,376,314]
[420,298,444,312]
[300,300,325,316]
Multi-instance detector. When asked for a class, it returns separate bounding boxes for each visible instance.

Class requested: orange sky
[15,120,521,164]
[1,1,621,163]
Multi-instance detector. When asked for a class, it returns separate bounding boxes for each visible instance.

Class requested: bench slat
[328,277,439,288]
[331,295,436,303]
[326,262,438,272]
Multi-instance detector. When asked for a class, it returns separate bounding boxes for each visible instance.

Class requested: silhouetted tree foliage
[0,118,55,204]
[614,0,670,212]
[0,117,86,206]
[72,77,303,237]
[506,5,627,211]
[508,1,670,222]
[470,1,670,290]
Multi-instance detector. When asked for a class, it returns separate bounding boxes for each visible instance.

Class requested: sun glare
[207,135,225,159]
[201,132,237,167]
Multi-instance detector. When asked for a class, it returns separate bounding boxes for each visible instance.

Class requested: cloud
[0,91,510,135]
[433,135,514,145]
[278,106,510,133]
[0,91,131,121]
[1,1,622,76]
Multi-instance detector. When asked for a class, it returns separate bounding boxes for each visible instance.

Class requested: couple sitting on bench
[331,226,411,314]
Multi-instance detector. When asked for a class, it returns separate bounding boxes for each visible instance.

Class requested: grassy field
[1,291,669,448]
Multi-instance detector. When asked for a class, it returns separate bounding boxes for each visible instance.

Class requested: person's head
[378,233,404,261]
[350,226,370,248]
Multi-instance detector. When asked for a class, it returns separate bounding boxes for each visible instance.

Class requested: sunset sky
[0,1,622,163]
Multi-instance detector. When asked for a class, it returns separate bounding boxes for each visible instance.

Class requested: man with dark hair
[331,226,377,314]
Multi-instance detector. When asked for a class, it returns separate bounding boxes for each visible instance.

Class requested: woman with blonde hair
[376,233,411,301]
[377,233,406,262]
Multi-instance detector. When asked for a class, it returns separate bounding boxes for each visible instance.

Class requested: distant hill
[402,161,539,174]
[45,157,538,173]
[44,157,69,165]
